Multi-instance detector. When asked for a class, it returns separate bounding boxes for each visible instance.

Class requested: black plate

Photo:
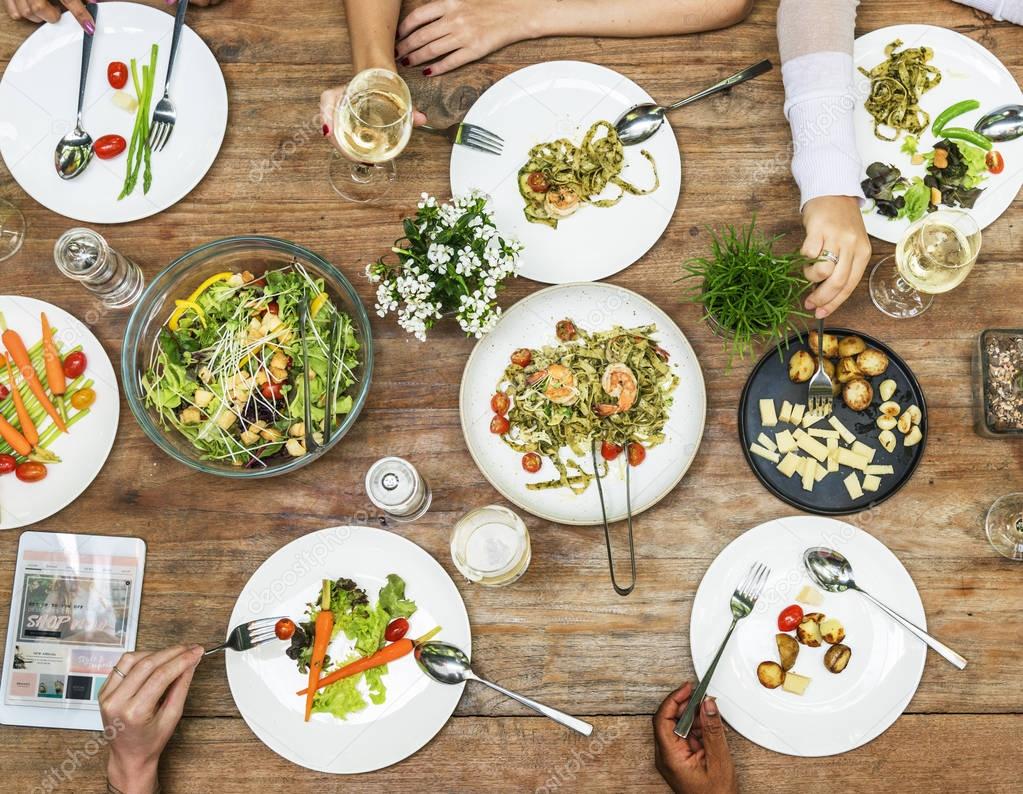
[738,328,927,516]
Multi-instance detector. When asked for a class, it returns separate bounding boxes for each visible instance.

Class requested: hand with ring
[800,195,872,318]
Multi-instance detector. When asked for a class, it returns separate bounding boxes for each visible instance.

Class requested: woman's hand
[653,682,738,794]
[397,0,528,77]
[319,84,427,154]
[5,0,92,30]
[800,195,872,319]
[99,645,204,794]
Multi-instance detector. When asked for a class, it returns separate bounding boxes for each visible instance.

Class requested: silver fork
[204,617,285,655]
[807,317,834,417]
[420,122,504,155]
[674,562,769,737]
[147,0,189,152]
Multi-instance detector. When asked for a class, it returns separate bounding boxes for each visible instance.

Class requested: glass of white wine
[0,197,26,262]
[985,493,1023,560]
[329,68,413,203]
[869,208,981,318]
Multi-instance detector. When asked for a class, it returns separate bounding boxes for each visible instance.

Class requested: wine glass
[0,197,26,262]
[985,493,1023,560]
[869,209,981,319]
[328,69,413,203]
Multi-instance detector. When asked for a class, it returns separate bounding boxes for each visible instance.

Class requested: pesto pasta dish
[518,121,660,229]
[486,319,678,493]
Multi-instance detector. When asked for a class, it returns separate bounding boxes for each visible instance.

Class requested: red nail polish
[423,68,432,76]
[322,124,330,137]
[401,57,410,67]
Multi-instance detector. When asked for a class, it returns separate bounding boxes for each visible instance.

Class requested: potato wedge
[838,335,867,357]
[897,411,913,434]
[856,348,890,377]
[836,356,862,383]
[904,425,923,447]
[757,660,786,689]
[843,378,873,412]
[819,617,846,644]
[789,350,816,383]
[877,414,897,431]
[776,633,800,671]
[906,404,922,425]
[879,378,897,401]
[820,358,840,395]
[796,615,823,647]
[809,331,839,359]
[879,401,901,417]
[878,429,897,453]
[824,643,852,674]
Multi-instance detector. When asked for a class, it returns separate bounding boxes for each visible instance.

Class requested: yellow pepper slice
[167,271,233,330]
[171,300,207,329]
[310,291,329,318]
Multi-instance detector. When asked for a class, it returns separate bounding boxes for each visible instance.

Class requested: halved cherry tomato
[107,61,128,89]
[986,150,1005,174]
[777,604,803,632]
[490,414,510,434]
[15,461,47,483]
[555,319,577,342]
[626,442,646,466]
[601,441,622,461]
[0,454,16,475]
[274,618,296,641]
[510,348,532,367]
[385,617,409,642]
[267,301,280,315]
[260,380,284,401]
[0,383,8,400]
[62,351,87,378]
[491,392,510,415]
[526,171,550,193]
[70,387,96,410]
[93,134,127,160]
[521,452,542,473]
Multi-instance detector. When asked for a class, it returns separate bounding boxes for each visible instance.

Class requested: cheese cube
[828,415,856,444]
[789,403,805,425]
[775,429,797,454]
[796,585,824,606]
[836,447,869,471]
[760,398,778,428]
[808,428,840,439]
[851,441,876,463]
[782,672,811,695]
[844,472,864,500]
[757,432,777,452]
[802,410,826,428]
[795,432,830,462]
[814,460,828,482]
[865,464,895,475]
[779,400,793,424]
[862,474,881,492]
[802,459,816,492]
[826,437,839,472]
[750,443,780,463]
[777,452,802,478]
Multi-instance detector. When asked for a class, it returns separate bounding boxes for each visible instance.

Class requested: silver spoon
[974,104,1023,142]
[55,3,99,180]
[415,641,593,736]
[614,59,772,146]
[803,547,967,669]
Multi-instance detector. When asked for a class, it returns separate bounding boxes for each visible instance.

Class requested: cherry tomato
[260,380,284,401]
[777,604,804,632]
[526,171,550,193]
[600,441,622,461]
[0,454,16,475]
[107,61,128,89]
[626,442,646,466]
[0,383,9,400]
[274,618,296,641]
[69,388,95,410]
[93,134,127,160]
[490,414,510,434]
[62,351,87,378]
[986,150,1005,174]
[15,462,47,483]
[510,348,532,368]
[267,301,280,315]
[521,452,542,473]
[251,276,267,288]
[490,392,510,415]
[385,617,409,642]
[555,319,577,342]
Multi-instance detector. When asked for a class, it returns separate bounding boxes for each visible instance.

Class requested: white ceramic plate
[459,283,705,525]
[225,526,471,774]
[855,25,1023,243]
[0,296,119,530]
[690,516,927,756]
[0,3,228,224]
[449,61,682,283]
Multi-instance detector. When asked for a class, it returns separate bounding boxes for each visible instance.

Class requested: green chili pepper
[931,99,980,136]
[940,126,993,151]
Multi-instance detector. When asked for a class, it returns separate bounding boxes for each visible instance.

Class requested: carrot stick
[0,322,67,433]
[0,412,31,457]
[296,639,413,696]
[5,354,37,446]
[41,313,66,397]
[304,580,334,721]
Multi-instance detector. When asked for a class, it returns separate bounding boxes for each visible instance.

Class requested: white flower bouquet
[367,191,522,341]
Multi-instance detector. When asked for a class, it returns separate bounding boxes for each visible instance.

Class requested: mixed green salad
[285,574,417,720]
[141,263,361,468]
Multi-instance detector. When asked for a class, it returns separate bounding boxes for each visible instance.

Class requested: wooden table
[2,1,1021,791]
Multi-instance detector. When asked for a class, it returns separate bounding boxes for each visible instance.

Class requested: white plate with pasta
[459,283,705,525]
[449,61,682,284]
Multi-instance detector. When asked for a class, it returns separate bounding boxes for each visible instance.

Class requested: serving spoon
[803,547,967,669]
[55,3,99,180]
[613,59,773,146]
[415,641,593,735]
[974,104,1023,142]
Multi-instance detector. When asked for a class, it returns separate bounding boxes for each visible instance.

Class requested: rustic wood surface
[2,1,1022,791]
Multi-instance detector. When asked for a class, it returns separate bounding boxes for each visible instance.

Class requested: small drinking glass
[986,493,1023,560]
[328,68,413,203]
[0,198,26,262]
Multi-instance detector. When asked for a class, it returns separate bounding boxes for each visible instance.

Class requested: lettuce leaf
[899,177,931,222]
[378,574,417,619]
[312,671,369,721]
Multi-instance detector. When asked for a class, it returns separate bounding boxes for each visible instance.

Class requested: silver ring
[111,665,127,679]
[819,249,839,266]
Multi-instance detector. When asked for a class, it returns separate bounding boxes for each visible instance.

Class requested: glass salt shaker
[53,228,144,308]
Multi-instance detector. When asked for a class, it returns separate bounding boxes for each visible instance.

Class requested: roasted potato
[819,617,846,644]
[843,378,873,412]
[878,429,897,453]
[822,358,841,395]
[877,414,897,431]
[838,335,867,357]
[879,401,901,417]
[808,331,839,359]
[776,633,800,671]
[836,356,862,384]
[905,404,922,425]
[789,350,816,383]
[904,425,923,447]
[879,378,897,402]
[897,412,913,434]
[824,643,852,674]
[757,660,786,689]
[856,348,889,377]
[796,614,823,647]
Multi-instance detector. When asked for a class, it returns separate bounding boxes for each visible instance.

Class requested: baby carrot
[40,313,66,397]
[0,412,31,457]
[0,317,67,433]
[5,354,37,446]
[304,580,334,722]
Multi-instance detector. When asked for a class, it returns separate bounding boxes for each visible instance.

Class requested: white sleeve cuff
[956,0,1023,24]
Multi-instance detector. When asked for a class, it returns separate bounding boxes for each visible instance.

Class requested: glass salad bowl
[123,236,374,478]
